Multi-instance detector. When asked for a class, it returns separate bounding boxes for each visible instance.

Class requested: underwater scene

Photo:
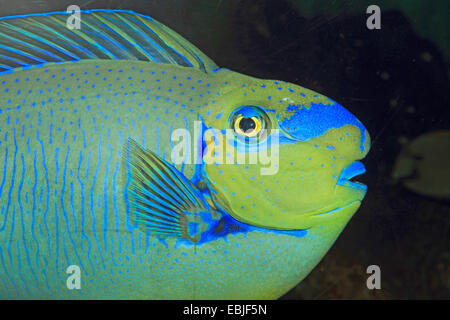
[0,0,448,300]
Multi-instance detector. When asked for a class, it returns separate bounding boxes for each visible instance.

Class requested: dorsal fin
[0,9,218,75]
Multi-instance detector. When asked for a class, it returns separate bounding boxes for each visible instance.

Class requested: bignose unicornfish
[0,9,370,299]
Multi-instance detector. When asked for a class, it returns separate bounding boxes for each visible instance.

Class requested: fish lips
[336,161,367,191]
[311,162,367,220]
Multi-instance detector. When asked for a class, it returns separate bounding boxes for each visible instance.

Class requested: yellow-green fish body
[0,10,370,299]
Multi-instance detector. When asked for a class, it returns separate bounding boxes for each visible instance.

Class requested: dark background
[1,0,449,299]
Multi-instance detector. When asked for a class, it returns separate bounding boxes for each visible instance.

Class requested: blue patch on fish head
[278,99,370,155]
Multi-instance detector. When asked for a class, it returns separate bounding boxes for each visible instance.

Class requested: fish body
[392,131,450,199]
[0,10,370,299]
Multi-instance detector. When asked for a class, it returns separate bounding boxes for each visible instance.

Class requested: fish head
[200,70,371,230]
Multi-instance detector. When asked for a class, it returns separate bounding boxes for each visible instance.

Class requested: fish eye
[229,106,271,142]
[235,116,260,137]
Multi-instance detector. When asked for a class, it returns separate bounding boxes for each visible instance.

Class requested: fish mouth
[313,200,361,217]
[311,161,367,219]
[336,161,367,191]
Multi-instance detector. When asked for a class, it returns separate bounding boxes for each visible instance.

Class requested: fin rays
[125,139,209,242]
[0,9,218,74]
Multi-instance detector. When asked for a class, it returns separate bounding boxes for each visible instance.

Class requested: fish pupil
[239,117,256,133]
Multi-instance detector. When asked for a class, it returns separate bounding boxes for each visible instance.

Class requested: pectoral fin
[125,139,210,242]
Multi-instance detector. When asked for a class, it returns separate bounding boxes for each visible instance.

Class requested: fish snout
[278,100,370,158]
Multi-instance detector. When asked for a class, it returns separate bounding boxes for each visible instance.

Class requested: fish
[392,131,450,200]
[0,9,370,299]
